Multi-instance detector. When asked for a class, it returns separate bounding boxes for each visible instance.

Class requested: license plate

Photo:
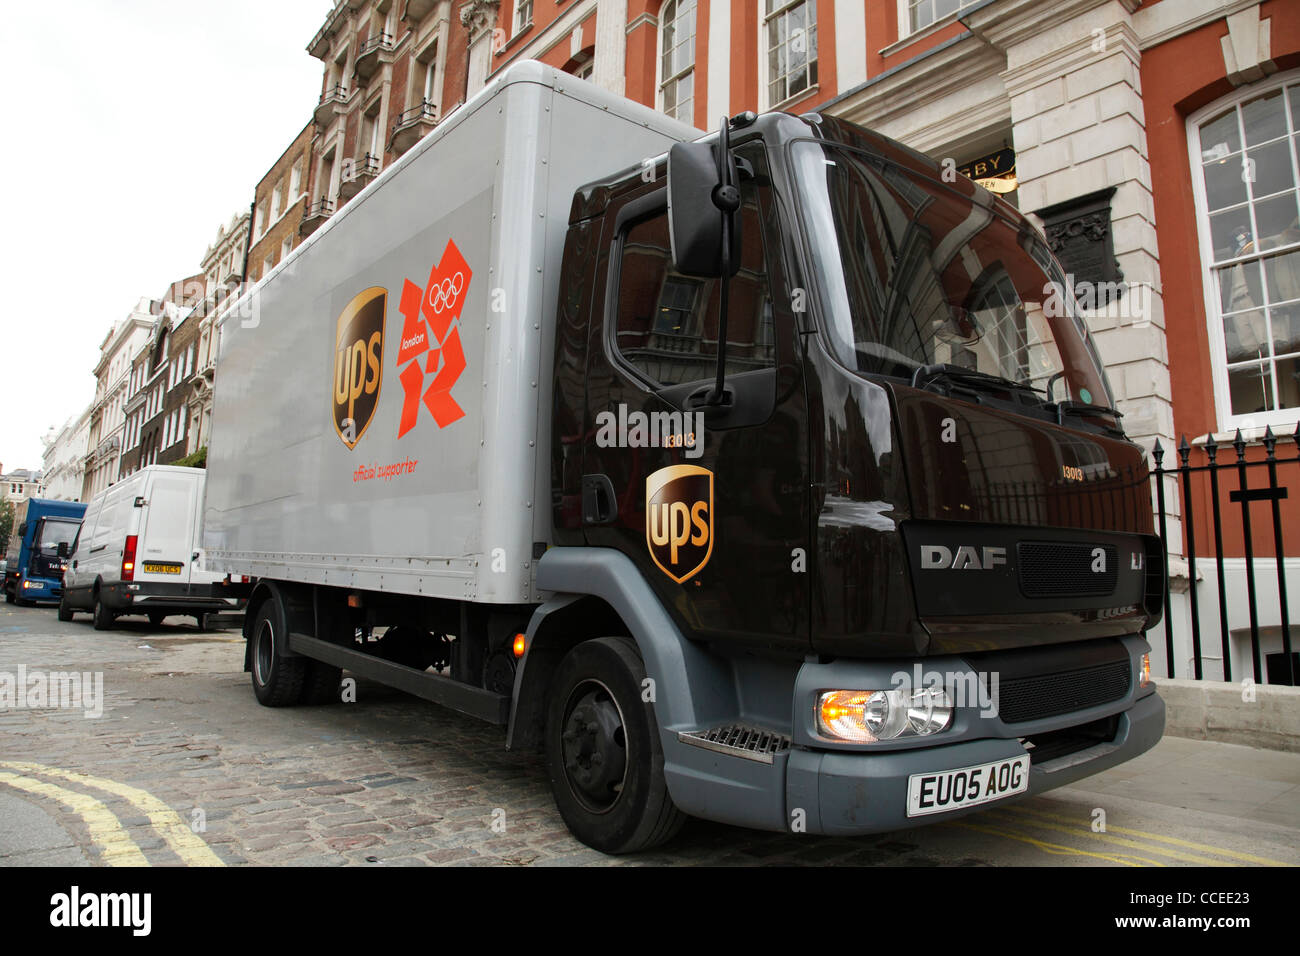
[906,755,1030,817]
[142,562,183,575]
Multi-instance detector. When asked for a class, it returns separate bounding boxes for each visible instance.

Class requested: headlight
[22,580,41,589]
[818,687,954,743]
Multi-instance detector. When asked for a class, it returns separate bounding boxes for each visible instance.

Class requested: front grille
[996,659,1131,723]
[679,725,792,764]
[1017,541,1117,597]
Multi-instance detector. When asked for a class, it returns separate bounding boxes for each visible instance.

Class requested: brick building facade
[249,122,315,281]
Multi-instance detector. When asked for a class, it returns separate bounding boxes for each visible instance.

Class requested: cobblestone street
[2,602,1298,867]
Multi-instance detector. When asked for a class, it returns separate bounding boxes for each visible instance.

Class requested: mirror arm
[706,116,738,407]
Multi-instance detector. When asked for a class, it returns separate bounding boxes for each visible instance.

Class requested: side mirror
[17,522,27,537]
[667,141,742,278]
[57,542,69,558]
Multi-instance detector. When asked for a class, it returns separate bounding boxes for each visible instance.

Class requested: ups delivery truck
[205,61,1165,853]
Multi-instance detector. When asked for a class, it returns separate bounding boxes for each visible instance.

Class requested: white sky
[0,0,330,472]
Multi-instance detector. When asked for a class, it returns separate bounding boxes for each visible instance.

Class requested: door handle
[581,474,618,524]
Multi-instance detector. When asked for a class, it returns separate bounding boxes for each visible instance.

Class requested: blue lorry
[3,498,87,606]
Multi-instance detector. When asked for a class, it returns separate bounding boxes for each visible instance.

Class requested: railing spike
[1178,434,1191,466]
[1233,428,1247,460]
[1204,432,1218,463]
[1263,425,1276,461]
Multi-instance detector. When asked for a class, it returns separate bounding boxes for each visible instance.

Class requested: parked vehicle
[3,498,86,606]
[205,62,1165,853]
[62,465,248,629]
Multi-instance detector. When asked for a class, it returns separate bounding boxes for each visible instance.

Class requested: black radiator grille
[996,659,1131,724]
[1017,541,1117,598]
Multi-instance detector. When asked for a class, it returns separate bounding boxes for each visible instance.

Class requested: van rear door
[136,473,199,587]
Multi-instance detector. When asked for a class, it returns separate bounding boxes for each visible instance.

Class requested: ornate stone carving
[459,0,500,36]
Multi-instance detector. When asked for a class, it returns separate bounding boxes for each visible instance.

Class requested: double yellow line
[944,802,1290,866]
[0,761,224,867]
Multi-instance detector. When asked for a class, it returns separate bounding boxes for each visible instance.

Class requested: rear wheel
[250,600,306,706]
[194,613,208,632]
[3,589,12,604]
[148,612,167,627]
[544,637,684,854]
[57,596,74,622]
[92,594,114,631]
[300,660,343,705]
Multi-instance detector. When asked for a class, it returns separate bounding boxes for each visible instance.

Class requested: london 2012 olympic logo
[395,238,472,438]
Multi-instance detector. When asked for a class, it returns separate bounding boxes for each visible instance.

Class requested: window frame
[514,0,533,37]
[604,144,780,393]
[898,0,983,40]
[759,0,819,111]
[1186,67,1300,432]
[657,0,697,125]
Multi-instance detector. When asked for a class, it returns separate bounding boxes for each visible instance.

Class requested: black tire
[249,600,307,706]
[300,660,343,705]
[194,613,208,632]
[544,637,685,854]
[3,587,13,604]
[92,594,114,631]
[148,612,167,627]
[57,596,73,622]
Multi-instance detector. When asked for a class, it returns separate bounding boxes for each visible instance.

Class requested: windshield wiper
[1050,400,1125,436]
[910,363,1044,398]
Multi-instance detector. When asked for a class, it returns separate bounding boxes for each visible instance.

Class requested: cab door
[580,141,810,652]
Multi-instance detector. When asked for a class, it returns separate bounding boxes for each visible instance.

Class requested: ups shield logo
[333,286,386,449]
[646,465,713,583]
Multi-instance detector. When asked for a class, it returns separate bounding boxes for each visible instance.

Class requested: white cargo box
[204,61,697,603]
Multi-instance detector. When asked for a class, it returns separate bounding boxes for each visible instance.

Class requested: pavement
[1,601,1297,867]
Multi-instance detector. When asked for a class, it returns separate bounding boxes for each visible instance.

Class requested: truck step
[678,725,792,764]
[288,632,510,725]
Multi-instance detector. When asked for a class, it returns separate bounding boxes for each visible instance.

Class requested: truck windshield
[38,519,79,553]
[791,140,1114,409]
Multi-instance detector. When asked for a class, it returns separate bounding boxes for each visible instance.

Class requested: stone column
[459,0,501,98]
[1003,3,1173,459]
[593,0,628,97]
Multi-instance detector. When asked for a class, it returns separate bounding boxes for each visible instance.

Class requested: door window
[612,154,775,389]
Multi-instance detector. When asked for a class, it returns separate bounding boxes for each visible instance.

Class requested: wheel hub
[560,683,627,813]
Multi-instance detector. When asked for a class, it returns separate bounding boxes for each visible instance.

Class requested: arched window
[1189,70,1300,429]
[659,0,696,124]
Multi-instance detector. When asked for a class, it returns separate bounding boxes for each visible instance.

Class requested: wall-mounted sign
[1035,187,1125,306]
[959,148,1016,193]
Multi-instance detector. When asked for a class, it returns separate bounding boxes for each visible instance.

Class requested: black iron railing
[319,83,348,104]
[1151,425,1297,684]
[304,198,335,219]
[357,32,393,56]
[393,101,438,131]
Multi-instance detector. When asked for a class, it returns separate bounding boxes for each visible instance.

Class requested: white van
[62,465,248,629]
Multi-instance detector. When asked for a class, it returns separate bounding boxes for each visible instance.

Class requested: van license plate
[142,563,183,574]
[906,755,1030,817]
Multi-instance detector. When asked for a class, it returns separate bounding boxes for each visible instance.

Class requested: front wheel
[544,637,684,854]
[57,596,74,622]
[148,612,167,627]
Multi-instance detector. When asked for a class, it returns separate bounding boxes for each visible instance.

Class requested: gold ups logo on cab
[646,465,713,583]
[333,286,386,449]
